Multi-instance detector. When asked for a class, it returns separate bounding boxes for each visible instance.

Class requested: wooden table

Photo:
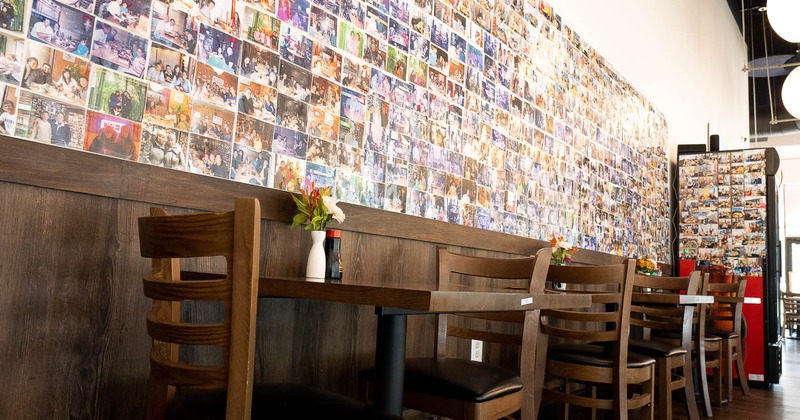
[259,275,592,416]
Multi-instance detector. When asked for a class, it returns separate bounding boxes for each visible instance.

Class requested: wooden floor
[670,337,800,419]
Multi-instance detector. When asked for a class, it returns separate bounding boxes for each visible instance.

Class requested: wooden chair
[782,291,800,338]
[359,246,551,420]
[705,278,750,403]
[628,272,701,420]
[535,260,655,420]
[138,198,399,419]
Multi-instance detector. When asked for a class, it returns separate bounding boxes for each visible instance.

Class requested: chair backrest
[704,277,747,336]
[432,246,551,360]
[137,197,261,420]
[541,260,635,347]
[631,272,701,344]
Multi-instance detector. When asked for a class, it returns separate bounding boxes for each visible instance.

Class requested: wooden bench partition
[0,136,624,419]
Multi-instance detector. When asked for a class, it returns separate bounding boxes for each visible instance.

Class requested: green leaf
[291,213,307,228]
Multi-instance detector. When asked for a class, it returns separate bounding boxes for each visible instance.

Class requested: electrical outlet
[470,339,483,361]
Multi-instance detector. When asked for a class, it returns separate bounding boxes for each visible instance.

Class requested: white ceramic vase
[306,230,326,281]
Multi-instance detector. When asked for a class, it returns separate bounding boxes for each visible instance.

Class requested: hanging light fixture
[783,67,800,119]
[767,0,800,42]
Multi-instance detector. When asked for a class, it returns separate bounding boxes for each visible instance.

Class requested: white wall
[546,0,749,156]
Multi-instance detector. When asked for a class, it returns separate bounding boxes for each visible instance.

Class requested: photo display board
[678,149,768,277]
[0,0,670,260]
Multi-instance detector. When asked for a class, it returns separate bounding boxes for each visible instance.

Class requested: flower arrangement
[636,256,658,275]
[291,182,346,231]
[550,237,578,265]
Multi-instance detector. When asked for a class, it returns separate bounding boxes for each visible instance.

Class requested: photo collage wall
[678,149,769,277]
[0,0,670,261]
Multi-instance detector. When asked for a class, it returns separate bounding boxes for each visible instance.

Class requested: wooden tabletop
[632,293,714,305]
[258,275,593,313]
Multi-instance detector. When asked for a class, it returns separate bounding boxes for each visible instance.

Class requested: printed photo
[305,135,337,166]
[276,0,311,32]
[194,0,240,36]
[338,20,364,58]
[338,116,363,148]
[0,84,17,136]
[22,42,92,106]
[387,18,408,50]
[241,0,276,13]
[90,21,149,78]
[364,7,388,39]
[389,0,409,23]
[340,87,365,124]
[234,112,273,150]
[276,59,311,102]
[187,134,233,179]
[239,41,279,85]
[190,101,235,141]
[272,125,308,158]
[308,6,337,47]
[341,55,370,93]
[230,143,272,186]
[0,33,23,85]
[88,67,147,122]
[198,23,241,74]
[241,6,281,50]
[309,75,341,114]
[386,45,406,79]
[0,0,24,33]
[341,0,366,29]
[275,92,307,130]
[363,34,386,68]
[143,83,192,129]
[279,25,313,69]
[94,0,151,37]
[310,42,342,81]
[238,79,277,122]
[369,67,391,98]
[30,3,95,58]
[311,0,338,17]
[407,56,426,87]
[139,122,189,170]
[84,110,142,161]
[193,62,238,110]
[307,105,339,143]
[147,42,196,93]
[14,91,85,147]
[409,31,428,61]
[151,0,199,55]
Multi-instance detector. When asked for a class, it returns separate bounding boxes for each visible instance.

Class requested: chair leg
[695,346,713,417]
[682,357,700,420]
[734,339,751,396]
[723,340,734,403]
[656,358,670,420]
[711,356,723,407]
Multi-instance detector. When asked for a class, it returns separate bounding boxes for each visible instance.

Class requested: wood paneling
[0,136,625,419]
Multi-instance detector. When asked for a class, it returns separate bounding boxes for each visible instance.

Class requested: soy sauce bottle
[325,229,342,279]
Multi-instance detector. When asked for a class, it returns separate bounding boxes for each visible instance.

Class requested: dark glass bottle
[325,229,342,279]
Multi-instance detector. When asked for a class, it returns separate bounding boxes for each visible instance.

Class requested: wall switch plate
[471,339,483,361]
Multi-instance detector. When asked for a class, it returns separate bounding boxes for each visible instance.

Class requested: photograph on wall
[237,79,277,122]
[308,6,336,47]
[0,83,17,136]
[240,41,279,85]
[190,101,235,141]
[309,74,340,114]
[279,24,313,69]
[197,23,241,74]
[187,134,233,178]
[310,42,341,82]
[151,0,199,55]
[146,42,196,92]
[90,21,148,78]
[305,135,336,166]
[276,59,310,101]
[30,0,95,57]
[276,0,310,32]
[22,41,92,105]
[362,33,386,68]
[275,93,307,131]
[0,33,24,85]
[273,153,306,191]
[94,0,151,37]
[241,5,281,50]
[307,105,338,143]
[84,110,142,160]
[234,111,273,150]
[15,90,85,147]
[340,55,369,93]
[138,122,189,169]
[193,62,238,110]
[337,20,363,58]
[88,67,147,121]
[231,142,272,186]
[143,82,192,129]
[0,0,24,34]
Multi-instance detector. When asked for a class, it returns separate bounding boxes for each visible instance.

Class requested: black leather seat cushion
[548,344,655,369]
[166,383,402,420]
[360,358,523,403]
[706,327,740,340]
[628,338,687,358]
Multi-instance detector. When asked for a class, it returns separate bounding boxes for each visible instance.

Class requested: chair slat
[143,277,231,301]
[147,315,229,346]
[447,325,522,346]
[150,351,228,388]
